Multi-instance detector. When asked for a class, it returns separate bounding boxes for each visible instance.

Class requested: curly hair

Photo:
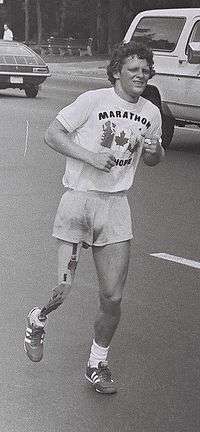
[107,41,155,85]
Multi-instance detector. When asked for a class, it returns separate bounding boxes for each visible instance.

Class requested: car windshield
[0,43,44,65]
[131,17,186,52]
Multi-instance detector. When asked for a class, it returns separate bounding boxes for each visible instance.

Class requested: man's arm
[45,119,115,173]
[142,105,164,166]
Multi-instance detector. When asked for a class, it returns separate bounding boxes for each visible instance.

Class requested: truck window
[185,20,200,54]
[131,17,186,52]
[189,21,200,42]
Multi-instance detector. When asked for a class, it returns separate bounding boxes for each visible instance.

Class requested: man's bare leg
[85,240,130,393]
[92,240,130,347]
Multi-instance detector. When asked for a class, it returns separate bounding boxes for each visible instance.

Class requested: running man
[24,42,164,394]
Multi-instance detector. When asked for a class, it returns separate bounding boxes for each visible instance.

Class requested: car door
[153,18,200,122]
[177,19,200,122]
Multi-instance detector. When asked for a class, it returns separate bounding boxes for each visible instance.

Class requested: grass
[41,54,108,63]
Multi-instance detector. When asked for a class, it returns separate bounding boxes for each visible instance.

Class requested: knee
[99,291,122,316]
[99,269,128,295]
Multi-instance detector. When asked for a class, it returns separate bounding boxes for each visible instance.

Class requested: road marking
[24,120,29,157]
[150,253,200,270]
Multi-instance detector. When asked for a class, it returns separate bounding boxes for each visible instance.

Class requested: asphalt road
[0,75,200,432]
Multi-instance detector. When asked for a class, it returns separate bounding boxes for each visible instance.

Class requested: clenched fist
[143,137,164,166]
[90,152,116,172]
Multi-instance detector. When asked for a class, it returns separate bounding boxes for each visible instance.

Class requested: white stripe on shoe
[93,376,100,383]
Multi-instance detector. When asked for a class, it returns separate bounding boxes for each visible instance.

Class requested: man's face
[4,25,8,30]
[116,55,151,98]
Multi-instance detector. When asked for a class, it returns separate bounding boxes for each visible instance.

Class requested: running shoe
[85,361,117,394]
[24,307,47,362]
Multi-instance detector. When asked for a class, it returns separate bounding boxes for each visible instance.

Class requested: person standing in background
[3,24,13,41]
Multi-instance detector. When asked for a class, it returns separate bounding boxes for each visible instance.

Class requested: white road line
[24,120,29,157]
[150,253,200,270]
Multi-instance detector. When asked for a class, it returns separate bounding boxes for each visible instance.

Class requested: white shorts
[52,189,133,247]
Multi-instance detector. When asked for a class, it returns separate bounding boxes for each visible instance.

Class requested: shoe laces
[31,326,45,346]
[98,361,112,382]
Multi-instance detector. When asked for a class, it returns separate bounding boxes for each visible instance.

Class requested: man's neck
[114,84,140,104]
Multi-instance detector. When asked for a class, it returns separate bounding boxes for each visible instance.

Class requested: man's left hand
[142,137,165,166]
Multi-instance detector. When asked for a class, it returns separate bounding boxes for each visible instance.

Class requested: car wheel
[25,85,39,98]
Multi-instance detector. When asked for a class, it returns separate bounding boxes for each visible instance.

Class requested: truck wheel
[142,84,175,150]
[161,114,175,150]
[25,85,39,98]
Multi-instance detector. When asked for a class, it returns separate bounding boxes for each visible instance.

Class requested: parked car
[0,40,50,97]
[124,8,200,149]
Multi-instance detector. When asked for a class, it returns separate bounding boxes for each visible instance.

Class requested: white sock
[88,339,109,368]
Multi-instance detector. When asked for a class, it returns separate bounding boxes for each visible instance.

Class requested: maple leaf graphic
[115,131,129,147]
[127,137,140,154]
[100,121,116,148]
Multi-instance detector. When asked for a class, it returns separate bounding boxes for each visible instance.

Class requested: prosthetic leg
[39,242,81,319]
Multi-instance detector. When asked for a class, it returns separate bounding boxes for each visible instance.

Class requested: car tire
[161,113,175,150]
[25,85,39,98]
[142,84,175,150]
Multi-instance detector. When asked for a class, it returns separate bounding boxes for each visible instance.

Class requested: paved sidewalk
[47,60,108,79]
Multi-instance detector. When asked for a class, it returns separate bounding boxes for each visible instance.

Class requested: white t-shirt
[56,87,162,192]
[3,29,13,41]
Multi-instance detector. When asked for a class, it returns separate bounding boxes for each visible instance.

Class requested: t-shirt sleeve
[56,92,94,133]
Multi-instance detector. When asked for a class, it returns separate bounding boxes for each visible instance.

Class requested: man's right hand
[90,152,116,172]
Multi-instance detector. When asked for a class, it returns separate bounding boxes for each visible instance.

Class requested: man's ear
[113,70,120,80]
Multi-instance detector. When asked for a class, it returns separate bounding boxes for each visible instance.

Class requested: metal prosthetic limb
[39,244,78,318]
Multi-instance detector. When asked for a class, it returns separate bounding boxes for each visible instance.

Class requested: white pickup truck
[124,8,200,148]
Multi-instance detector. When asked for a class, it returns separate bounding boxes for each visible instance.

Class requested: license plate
[10,76,23,84]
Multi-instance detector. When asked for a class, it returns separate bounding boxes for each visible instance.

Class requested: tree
[107,0,123,53]
[96,0,108,53]
[60,0,67,37]
[24,0,30,43]
[36,0,42,44]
